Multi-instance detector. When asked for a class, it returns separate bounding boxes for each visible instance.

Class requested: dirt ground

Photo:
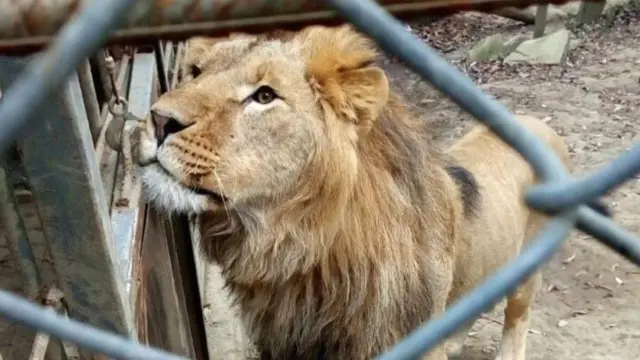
[408,11,640,360]
[1,7,638,360]
[201,9,640,360]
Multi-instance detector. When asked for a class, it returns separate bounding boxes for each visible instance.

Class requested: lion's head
[138,25,390,216]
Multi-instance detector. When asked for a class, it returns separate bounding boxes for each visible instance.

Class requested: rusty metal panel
[0,57,133,337]
[0,0,588,53]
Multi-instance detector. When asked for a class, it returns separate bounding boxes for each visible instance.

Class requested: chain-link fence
[0,0,638,359]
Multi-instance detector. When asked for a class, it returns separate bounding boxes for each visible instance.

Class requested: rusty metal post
[0,58,134,343]
[77,59,103,143]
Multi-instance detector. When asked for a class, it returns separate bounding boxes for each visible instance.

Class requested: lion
[136,25,601,360]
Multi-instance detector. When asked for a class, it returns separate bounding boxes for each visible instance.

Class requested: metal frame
[0,39,209,358]
[0,0,637,359]
[0,58,133,337]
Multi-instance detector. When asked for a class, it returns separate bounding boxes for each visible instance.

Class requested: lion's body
[137,26,571,360]
[447,115,567,297]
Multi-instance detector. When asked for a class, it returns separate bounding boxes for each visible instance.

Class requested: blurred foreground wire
[0,289,188,360]
[0,0,138,154]
[0,0,636,359]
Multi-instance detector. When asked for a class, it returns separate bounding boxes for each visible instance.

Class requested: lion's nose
[151,110,187,146]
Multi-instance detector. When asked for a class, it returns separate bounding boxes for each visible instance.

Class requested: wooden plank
[189,215,207,310]
[135,208,197,358]
[165,215,209,360]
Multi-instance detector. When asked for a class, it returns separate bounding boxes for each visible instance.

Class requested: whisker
[212,171,232,219]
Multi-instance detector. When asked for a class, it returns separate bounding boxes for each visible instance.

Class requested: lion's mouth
[154,162,228,203]
[140,161,230,214]
[190,186,228,204]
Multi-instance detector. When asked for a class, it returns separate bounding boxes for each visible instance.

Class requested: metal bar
[527,143,640,213]
[154,42,170,94]
[111,52,156,300]
[170,43,185,90]
[0,58,134,338]
[533,4,548,38]
[162,42,176,88]
[0,0,593,54]
[77,59,103,143]
[126,54,156,125]
[0,0,138,155]
[0,288,188,360]
[163,42,174,72]
[576,207,640,265]
[0,161,41,297]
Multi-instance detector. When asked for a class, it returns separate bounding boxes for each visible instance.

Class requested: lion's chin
[140,163,213,214]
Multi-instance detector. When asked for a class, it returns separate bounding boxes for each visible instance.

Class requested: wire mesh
[0,0,637,359]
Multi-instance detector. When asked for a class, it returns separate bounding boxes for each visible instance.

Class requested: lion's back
[445,115,568,297]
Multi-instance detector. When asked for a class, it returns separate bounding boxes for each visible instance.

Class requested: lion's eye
[251,86,278,105]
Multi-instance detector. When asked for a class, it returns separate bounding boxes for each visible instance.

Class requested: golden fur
[136,25,572,360]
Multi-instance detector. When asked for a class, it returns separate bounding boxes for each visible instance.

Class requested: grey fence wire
[0,0,638,359]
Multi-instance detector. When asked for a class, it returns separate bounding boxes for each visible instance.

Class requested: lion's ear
[302,25,390,128]
[334,66,389,127]
[185,36,217,59]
